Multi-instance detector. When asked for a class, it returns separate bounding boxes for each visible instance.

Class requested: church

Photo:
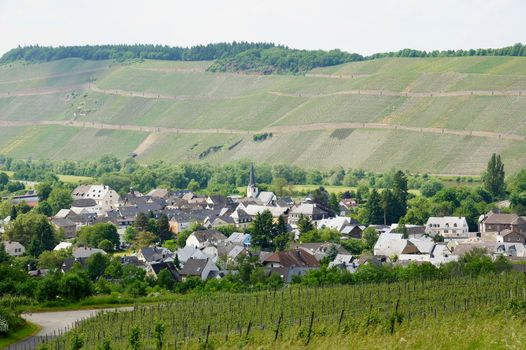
[246,163,277,206]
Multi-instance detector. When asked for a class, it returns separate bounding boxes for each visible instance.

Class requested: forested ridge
[2,42,525,75]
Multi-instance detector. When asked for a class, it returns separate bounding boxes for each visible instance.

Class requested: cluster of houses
[2,164,526,282]
[373,213,526,266]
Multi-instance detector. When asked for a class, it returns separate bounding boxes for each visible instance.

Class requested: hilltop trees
[483,153,506,199]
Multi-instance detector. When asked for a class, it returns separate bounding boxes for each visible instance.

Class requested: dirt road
[1,119,524,143]
[5,307,133,350]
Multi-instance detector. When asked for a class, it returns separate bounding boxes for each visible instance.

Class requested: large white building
[425,216,469,237]
[72,185,120,212]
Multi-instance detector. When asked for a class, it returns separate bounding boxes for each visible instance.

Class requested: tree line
[0,42,276,64]
[2,42,524,75]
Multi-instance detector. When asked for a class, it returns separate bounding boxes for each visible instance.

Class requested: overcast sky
[1,0,525,56]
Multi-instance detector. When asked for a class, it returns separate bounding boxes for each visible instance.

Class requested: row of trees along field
[0,155,475,196]
[38,272,523,350]
[2,42,525,74]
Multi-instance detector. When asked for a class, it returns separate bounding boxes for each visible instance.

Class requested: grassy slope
[0,322,40,349]
[0,125,146,160]
[201,312,526,350]
[1,57,526,174]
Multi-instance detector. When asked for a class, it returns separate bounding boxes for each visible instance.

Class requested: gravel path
[5,307,132,350]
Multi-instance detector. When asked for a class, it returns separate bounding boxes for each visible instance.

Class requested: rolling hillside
[1,56,526,174]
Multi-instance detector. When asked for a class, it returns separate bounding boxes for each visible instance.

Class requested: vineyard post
[338,309,345,332]
[306,311,315,345]
[245,320,252,338]
[204,324,211,350]
[274,311,283,341]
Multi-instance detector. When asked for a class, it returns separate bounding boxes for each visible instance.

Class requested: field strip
[0,83,89,98]
[0,67,110,84]
[0,120,524,142]
[304,73,372,79]
[132,132,162,155]
[130,67,207,73]
[2,83,526,100]
[266,99,312,127]
[269,89,526,98]
[89,84,247,101]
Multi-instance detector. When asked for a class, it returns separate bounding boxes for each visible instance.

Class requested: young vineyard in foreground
[40,273,526,349]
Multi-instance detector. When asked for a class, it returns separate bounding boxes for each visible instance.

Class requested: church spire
[249,163,256,187]
[247,163,259,198]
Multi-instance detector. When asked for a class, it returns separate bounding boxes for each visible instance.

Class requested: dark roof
[120,256,145,267]
[212,216,235,225]
[72,198,97,207]
[61,257,88,272]
[51,217,76,227]
[263,249,320,268]
[139,247,173,262]
[149,261,180,281]
[180,258,209,276]
[208,195,234,207]
[191,230,228,244]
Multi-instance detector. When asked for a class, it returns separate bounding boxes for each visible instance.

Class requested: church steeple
[247,163,259,198]
[249,163,256,187]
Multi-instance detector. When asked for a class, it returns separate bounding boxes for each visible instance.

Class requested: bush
[0,307,26,335]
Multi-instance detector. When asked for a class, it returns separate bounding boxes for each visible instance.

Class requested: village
[2,164,524,286]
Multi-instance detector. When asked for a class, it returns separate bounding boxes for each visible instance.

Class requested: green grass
[0,125,147,160]
[0,322,40,348]
[2,56,526,174]
[138,128,526,175]
[189,312,526,350]
[1,170,94,184]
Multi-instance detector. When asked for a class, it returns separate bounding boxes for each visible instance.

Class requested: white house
[186,230,227,249]
[72,185,120,212]
[425,217,469,237]
[3,241,25,257]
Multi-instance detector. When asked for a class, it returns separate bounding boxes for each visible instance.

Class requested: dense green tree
[0,172,8,187]
[273,233,292,251]
[5,212,57,256]
[35,182,53,201]
[86,253,110,280]
[362,227,379,250]
[250,210,275,250]
[392,170,408,220]
[77,223,119,250]
[38,250,70,269]
[329,193,340,215]
[59,271,93,300]
[297,214,314,234]
[47,187,73,215]
[381,189,398,225]
[98,239,114,253]
[34,201,53,216]
[133,231,156,250]
[311,187,331,214]
[134,213,150,232]
[9,205,17,221]
[364,189,383,224]
[156,214,172,243]
[35,274,61,301]
[157,269,175,290]
[483,153,505,199]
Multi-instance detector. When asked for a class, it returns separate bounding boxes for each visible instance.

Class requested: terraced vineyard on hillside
[1,56,526,174]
